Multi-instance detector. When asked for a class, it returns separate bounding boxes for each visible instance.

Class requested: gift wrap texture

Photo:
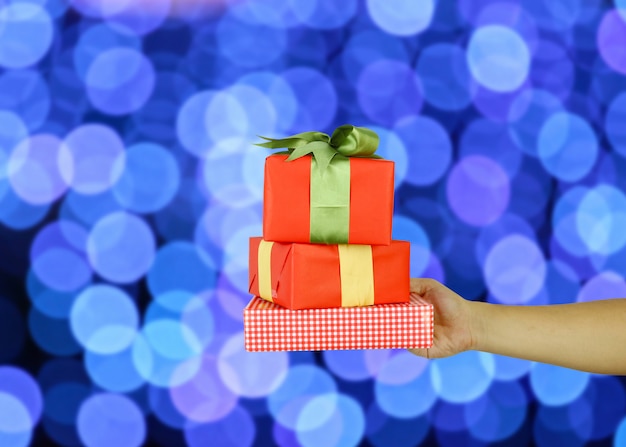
[263,154,395,245]
[249,237,410,309]
[244,296,434,351]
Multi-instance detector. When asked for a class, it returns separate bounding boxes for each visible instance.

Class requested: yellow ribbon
[258,240,274,302]
[256,241,375,307]
[338,244,375,307]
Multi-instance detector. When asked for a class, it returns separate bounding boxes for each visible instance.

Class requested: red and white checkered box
[244,295,433,351]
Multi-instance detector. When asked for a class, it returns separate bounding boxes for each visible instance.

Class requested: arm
[409,278,626,375]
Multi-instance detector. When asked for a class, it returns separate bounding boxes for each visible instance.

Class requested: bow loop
[256,125,380,174]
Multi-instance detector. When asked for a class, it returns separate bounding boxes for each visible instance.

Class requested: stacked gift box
[244,125,433,351]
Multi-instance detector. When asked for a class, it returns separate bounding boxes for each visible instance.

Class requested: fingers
[410,277,438,294]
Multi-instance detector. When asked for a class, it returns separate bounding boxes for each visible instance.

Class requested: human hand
[408,278,478,359]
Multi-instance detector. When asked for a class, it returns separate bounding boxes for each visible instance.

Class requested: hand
[408,278,478,359]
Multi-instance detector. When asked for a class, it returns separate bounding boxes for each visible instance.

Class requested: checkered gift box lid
[244,295,433,351]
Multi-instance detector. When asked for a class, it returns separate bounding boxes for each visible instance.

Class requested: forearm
[470,299,626,375]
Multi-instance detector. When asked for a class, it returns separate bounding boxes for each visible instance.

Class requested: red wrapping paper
[249,237,410,310]
[263,154,394,245]
[244,295,434,351]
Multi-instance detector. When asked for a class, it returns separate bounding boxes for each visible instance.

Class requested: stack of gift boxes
[244,125,433,352]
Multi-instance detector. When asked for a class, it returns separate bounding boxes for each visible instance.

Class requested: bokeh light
[0,3,54,69]
[77,393,146,447]
[2,1,626,445]
[467,25,531,92]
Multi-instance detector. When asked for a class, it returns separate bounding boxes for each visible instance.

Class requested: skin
[409,278,626,375]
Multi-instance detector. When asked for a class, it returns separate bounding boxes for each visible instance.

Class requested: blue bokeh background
[2,0,626,445]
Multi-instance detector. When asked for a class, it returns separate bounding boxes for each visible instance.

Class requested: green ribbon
[256,125,380,244]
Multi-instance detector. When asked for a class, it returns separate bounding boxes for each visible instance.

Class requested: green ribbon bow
[256,125,381,244]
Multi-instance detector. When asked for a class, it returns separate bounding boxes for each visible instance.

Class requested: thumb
[410,278,436,295]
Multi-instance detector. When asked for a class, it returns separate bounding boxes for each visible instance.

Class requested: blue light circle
[201,138,264,208]
[112,142,179,214]
[289,0,357,30]
[0,367,42,429]
[323,350,374,382]
[492,355,532,381]
[395,115,452,186]
[0,69,50,131]
[60,189,120,228]
[357,59,423,126]
[530,363,590,406]
[147,384,186,430]
[464,380,527,442]
[531,39,575,100]
[147,241,216,296]
[475,213,535,265]
[370,126,408,188]
[85,47,156,115]
[85,347,145,393]
[77,393,146,447]
[30,220,91,293]
[575,184,626,255]
[184,406,255,447]
[72,23,141,81]
[0,110,28,169]
[70,284,139,354]
[218,332,288,398]
[0,392,32,447]
[416,43,475,110]
[237,71,298,133]
[340,29,409,84]
[87,211,156,283]
[282,67,337,133]
[508,89,562,156]
[176,90,217,157]
[577,271,626,302]
[216,13,286,68]
[296,394,365,447]
[0,186,49,230]
[205,85,277,142]
[267,365,337,430]
[143,319,202,361]
[366,0,434,36]
[392,215,431,277]
[552,186,590,257]
[430,351,495,403]
[131,332,202,388]
[446,155,511,227]
[614,416,626,446]
[62,124,125,195]
[168,354,235,422]
[484,234,547,304]
[459,118,522,177]
[374,352,437,418]
[467,25,530,92]
[7,133,71,205]
[537,112,598,182]
[606,92,626,158]
[0,3,53,69]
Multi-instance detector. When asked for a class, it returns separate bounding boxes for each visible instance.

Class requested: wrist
[467,300,490,352]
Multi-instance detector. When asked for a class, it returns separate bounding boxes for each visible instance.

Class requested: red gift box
[249,237,410,310]
[244,295,434,351]
[263,154,394,245]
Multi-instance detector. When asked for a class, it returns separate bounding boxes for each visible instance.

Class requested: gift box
[249,237,410,310]
[263,155,394,245]
[257,125,394,245]
[244,295,434,351]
